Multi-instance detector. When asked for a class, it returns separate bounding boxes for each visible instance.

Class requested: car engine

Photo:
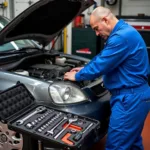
[27,63,71,81]
[12,54,93,87]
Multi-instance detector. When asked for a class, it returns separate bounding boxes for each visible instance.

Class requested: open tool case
[0,83,100,150]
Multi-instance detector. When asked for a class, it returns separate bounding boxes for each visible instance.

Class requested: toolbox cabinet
[72,27,104,60]
[0,83,100,150]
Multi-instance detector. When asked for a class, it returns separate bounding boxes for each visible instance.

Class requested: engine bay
[27,63,71,81]
[11,53,91,86]
[4,53,106,96]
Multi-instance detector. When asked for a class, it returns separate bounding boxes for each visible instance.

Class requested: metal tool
[54,117,78,139]
[70,129,77,134]
[47,116,67,135]
[61,133,74,145]
[82,123,93,134]
[26,123,33,129]
[73,123,93,141]
[38,140,42,150]
[16,106,47,125]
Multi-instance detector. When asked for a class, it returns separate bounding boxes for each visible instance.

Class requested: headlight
[49,82,88,104]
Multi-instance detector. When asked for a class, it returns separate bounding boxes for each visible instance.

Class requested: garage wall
[0,0,9,18]
[0,0,150,54]
[105,0,150,16]
[82,0,150,26]
[13,0,39,17]
[122,0,150,16]
[0,0,150,20]
[0,0,39,19]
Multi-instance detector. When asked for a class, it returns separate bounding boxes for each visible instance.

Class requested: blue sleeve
[75,35,129,81]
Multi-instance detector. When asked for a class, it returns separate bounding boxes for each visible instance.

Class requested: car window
[14,39,35,48]
[0,16,36,52]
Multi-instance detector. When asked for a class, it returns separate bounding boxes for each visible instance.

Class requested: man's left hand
[64,71,76,81]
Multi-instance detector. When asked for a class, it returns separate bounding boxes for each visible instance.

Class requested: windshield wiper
[0,50,27,55]
[0,47,43,55]
[19,46,42,51]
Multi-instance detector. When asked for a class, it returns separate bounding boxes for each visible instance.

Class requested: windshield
[0,16,37,52]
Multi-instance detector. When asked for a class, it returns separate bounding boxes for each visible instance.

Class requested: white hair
[91,6,114,20]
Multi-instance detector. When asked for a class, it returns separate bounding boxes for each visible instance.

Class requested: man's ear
[103,17,109,25]
[102,17,108,24]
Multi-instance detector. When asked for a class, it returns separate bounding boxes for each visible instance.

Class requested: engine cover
[28,64,71,80]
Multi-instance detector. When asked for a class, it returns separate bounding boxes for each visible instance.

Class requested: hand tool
[38,140,42,150]
[61,133,74,145]
[16,106,47,125]
[82,123,93,133]
[73,123,93,141]
[38,129,42,133]
[63,123,82,131]
[26,123,33,129]
[70,129,77,134]
[54,117,78,139]
[47,116,67,135]
[41,113,62,132]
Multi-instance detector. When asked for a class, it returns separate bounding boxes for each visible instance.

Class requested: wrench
[54,117,78,139]
[47,116,67,135]
[82,123,93,133]
[16,106,47,125]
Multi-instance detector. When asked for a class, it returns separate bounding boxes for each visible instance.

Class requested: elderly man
[64,6,150,150]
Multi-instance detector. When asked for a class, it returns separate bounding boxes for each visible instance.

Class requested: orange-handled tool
[61,133,74,145]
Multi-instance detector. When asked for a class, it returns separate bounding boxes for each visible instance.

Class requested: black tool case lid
[0,83,35,123]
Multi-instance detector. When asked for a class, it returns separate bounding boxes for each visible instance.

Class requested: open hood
[0,0,94,47]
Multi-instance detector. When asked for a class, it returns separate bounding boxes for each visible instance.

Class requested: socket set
[0,83,100,150]
[9,105,100,149]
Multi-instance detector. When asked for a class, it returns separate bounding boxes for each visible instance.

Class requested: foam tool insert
[0,83,34,123]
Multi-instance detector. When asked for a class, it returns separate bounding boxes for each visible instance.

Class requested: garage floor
[91,112,150,150]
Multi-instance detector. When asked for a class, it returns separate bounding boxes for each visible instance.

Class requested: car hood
[0,0,94,47]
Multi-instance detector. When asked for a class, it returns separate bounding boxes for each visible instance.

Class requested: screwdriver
[73,123,93,141]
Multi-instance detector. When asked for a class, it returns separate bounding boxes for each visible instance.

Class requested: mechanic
[64,6,150,150]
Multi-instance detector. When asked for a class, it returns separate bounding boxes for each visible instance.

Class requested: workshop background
[1,0,150,54]
[0,0,150,149]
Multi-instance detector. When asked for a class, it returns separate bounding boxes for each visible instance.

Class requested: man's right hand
[70,67,84,72]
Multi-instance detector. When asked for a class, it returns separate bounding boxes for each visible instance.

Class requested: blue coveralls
[75,19,150,150]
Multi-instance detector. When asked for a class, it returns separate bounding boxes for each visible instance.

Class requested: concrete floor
[91,112,150,150]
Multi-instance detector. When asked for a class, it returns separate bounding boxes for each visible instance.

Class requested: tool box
[0,83,100,150]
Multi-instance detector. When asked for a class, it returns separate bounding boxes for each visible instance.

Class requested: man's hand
[64,71,76,81]
[70,67,84,72]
